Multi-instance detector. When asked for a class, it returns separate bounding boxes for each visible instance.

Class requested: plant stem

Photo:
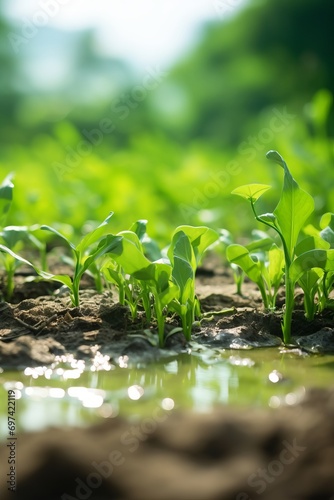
[6,268,15,300]
[282,271,294,344]
[154,298,165,347]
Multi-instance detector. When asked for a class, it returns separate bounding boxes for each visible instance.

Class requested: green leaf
[0,174,14,227]
[129,219,147,242]
[298,268,323,293]
[76,212,113,253]
[153,262,173,290]
[246,235,274,253]
[117,230,142,250]
[41,225,76,250]
[169,231,195,304]
[108,235,155,280]
[168,226,218,266]
[81,234,123,274]
[104,267,123,287]
[289,249,334,283]
[295,236,330,256]
[158,281,179,308]
[0,244,36,269]
[0,244,73,289]
[268,244,284,287]
[266,150,314,259]
[320,213,334,248]
[257,213,276,225]
[226,244,261,284]
[231,184,271,203]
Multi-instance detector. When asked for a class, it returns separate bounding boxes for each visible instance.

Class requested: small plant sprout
[226,240,284,310]
[0,213,118,306]
[102,230,179,347]
[167,225,219,340]
[0,174,14,228]
[231,150,315,344]
[0,226,47,300]
[102,224,218,346]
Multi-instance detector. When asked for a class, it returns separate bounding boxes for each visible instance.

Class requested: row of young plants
[1,150,334,346]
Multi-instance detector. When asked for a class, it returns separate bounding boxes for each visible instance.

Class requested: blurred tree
[0,9,20,136]
[151,0,334,146]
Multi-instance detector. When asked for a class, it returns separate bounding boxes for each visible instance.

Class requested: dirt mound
[1,388,334,500]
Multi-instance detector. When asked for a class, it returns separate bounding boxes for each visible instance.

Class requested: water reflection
[0,347,333,434]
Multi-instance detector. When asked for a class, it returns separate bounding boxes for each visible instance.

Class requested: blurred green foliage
[0,0,333,244]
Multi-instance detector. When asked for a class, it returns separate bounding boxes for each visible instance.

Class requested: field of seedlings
[1,1,334,499]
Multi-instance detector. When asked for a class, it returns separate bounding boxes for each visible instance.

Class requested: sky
[3,0,248,71]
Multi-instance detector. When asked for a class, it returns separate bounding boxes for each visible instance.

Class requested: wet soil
[1,256,334,499]
[1,387,334,500]
[1,256,334,368]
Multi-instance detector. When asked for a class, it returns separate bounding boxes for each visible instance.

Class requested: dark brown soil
[1,387,334,500]
[1,257,334,368]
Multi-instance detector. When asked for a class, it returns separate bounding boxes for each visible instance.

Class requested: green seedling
[0,225,47,300]
[102,231,179,346]
[167,225,219,340]
[102,225,218,346]
[0,174,14,228]
[0,213,117,306]
[226,241,284,310]
[217,229,244,295]
[0,176,49,300]
[102,220,159,320]
[231,151,314,344]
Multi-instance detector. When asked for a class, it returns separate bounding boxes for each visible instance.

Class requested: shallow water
[1,345,334,437]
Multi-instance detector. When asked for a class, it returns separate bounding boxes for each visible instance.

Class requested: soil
[1,255,334,368]
[1,255,334,499]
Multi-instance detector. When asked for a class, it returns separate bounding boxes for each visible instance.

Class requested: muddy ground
[1,256,334,499]
[1,256,334,368]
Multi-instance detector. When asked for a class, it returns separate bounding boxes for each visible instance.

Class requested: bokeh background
[1,0,334,243]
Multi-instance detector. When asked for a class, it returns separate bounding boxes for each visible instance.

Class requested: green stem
[154,298,165,347]
[250,200,291,267]
[250,199,294,343]
[6,268,15,300]
[257,280,269,310]
[282,270,294,344]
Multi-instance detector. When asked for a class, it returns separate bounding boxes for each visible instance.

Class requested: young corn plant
[102,225,218,346]
[217,229,245,295]
[102,220,159,320]
[0,174,14,228]
[231,150,315,344]
[167,225,219,341]
[289,213,334,317]
[102,231,179,347]
[226,240,284,310]
[0,213,118,306]
[0,226,47,300]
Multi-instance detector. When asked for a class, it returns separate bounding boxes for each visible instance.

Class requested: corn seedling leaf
[268,244,284,287]
[289,249,334,283]
[168,226,218,266]
[75,212,114,253]
[41,225,76,251]
[226,244,262,284]
[266,150,314,259]
[0,174,14,228]
[129,219,148,242]
[231,184,271,203]
[320,213,334,248]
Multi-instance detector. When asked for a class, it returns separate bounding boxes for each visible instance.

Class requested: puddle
[1,346,334,436]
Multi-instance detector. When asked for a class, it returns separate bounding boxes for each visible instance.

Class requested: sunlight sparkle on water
[67,387,106,408]
[118,356,129,368]
[268,370,284,384]
[161,398,175,411]
[128,385,144,400]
